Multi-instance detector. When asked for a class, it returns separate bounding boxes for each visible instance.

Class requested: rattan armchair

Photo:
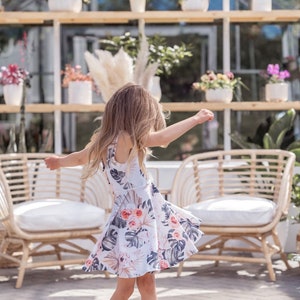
[0,153,112,288]
[171,149,295,281]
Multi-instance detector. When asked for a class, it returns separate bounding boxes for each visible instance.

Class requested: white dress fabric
[82,139,203,278]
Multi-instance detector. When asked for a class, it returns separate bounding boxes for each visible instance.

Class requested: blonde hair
[86,82,166,177]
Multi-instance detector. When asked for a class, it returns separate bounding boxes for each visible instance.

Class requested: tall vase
[149,76,162,102]
[48,0,82,12]
[205,88,233,103]
[265,82,288,102]
[3,83,23,105]
[68,81,92,104]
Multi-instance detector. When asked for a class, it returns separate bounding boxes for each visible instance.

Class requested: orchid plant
[61,64,93,88]
[0,64,30,87]
[263,64,290,84]
[193,70,244,91]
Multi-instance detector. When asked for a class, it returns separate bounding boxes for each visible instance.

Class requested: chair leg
[177,261,184,277]
[272,231,291,270]
[54,244,65,270]
[261,237,276,281]
[215,240,225,267]
[16,241,30,289]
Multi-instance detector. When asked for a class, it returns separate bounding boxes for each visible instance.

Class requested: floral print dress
[82,139,203,278]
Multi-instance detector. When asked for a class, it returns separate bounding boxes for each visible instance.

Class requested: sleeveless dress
[82,139,203,278]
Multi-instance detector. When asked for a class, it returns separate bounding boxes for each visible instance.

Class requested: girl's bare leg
[136,273,157,300]
[110,277,136,300]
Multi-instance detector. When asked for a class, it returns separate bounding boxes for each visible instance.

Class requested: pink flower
[128,220,136,228]
[172,230,181,240]
[226,71,234,80]
[61,64,93,88]
[134,209,143,218]
[170,215,179,228]
[265,64,290,83]
[85,258,93,267]
[159,260,169,270]
[0,64,29,86]
[267,63,280,76]
[121,209,131,220]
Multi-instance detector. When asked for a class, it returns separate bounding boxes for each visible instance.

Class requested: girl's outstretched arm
[145,108,214,148]
[45,147,90,170]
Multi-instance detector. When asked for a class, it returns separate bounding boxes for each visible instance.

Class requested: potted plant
[290,173,300,254]
[61,64,94,104]
[0,64,30,105]
[192,70,245,103]
[230,108,300,252]
[95,32,193,101]
[100,32,192,77]
[261,63,290,102]
[48,0,90,13]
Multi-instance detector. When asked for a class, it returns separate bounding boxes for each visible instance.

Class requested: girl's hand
[45,156,61,170]
[194,109,214,124]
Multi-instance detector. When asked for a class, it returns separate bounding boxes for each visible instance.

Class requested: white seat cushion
[185,195,277,226]
[14,199,105,232]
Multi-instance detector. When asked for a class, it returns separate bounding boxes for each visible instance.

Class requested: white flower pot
[181,0,209,11]
[251,0,272,11]
[129,0,146,12]
[68,81,92,104]
[48,0,82,13]
[265,82,288,102]
[3,83,23,105]
[205,88,233,103]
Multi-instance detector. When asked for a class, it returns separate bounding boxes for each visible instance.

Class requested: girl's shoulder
[113,131,133,164]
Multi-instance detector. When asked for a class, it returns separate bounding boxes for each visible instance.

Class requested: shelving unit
[0,9,299,153]
[1,101,300,113]
[0,10,300,24]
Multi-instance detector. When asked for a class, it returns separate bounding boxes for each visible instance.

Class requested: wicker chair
[0,153,112,288]
[170,149,295,281]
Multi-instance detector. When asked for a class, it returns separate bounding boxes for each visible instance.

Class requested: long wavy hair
[85,82,166,177]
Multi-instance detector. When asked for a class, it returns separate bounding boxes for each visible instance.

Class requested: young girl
[45,83,214,300]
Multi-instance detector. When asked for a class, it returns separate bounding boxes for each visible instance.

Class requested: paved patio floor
[0,259,299,299]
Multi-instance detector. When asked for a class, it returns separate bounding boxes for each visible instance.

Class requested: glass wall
[0,0,300,158]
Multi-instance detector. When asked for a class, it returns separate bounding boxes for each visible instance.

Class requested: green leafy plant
[230,108,300,220]
[230,109,300,160]
[99,32,193,76]
[292,173,300,222]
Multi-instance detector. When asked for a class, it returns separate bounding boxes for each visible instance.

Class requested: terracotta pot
[68,81,92,104]
[265,82,288,102]
[3,83,23,105]
[48,0,82,13]
[205,88,233,103]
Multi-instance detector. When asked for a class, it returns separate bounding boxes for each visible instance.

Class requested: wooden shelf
[0,10,299,25]
[1,102,299,113]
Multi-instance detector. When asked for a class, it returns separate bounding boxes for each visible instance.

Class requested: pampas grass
[84,35,159,103]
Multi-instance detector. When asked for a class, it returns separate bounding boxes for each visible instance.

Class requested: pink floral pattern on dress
[82,139,202,278]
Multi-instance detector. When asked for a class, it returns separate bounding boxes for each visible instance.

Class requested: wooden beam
[0,11,299,25]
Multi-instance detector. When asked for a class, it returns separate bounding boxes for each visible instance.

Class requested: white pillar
[53,20,62,154]
[223,0,231,151]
